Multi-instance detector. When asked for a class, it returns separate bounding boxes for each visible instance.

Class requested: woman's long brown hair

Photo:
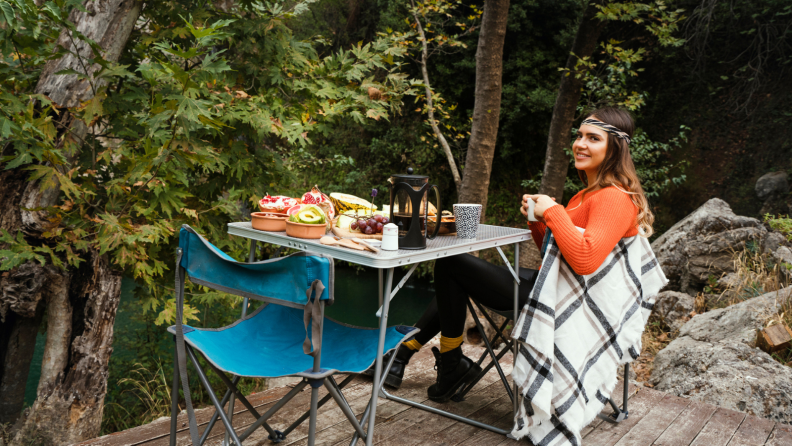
[577,107,655,237]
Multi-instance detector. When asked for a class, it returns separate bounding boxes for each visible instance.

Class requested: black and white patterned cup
[453,204,482,239]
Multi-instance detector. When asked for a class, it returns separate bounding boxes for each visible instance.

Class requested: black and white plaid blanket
[510,229,667,445]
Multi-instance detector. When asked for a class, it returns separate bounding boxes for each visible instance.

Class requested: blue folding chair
[168,225,417,445]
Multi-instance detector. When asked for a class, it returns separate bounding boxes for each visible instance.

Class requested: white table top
[227,222,531,268]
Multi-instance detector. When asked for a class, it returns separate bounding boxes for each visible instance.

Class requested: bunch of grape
[350,214,390,235]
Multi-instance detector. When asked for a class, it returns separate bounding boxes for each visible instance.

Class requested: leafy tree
[539,0,686,200]
[0,0,417,441]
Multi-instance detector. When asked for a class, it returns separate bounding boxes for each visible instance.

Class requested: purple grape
[376,222,383,232]
[350,222,358,230]
[357,219,367,228]
[381,216,389,225]
[374,215,383,223]
[364,226,374,235]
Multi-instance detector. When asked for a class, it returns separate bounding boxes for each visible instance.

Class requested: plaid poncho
[510,228,667,445]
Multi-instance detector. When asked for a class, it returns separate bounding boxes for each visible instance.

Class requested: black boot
[427,346,482,403]
[362,345,417,390]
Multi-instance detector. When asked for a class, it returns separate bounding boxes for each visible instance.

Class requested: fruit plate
[331,226,383,240]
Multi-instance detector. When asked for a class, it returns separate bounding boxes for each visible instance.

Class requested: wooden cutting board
[331,226,383,240]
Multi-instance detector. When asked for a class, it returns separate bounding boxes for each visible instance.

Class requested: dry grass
[632,320,673,384]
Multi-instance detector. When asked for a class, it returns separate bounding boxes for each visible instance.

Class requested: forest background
[0,0,791,443]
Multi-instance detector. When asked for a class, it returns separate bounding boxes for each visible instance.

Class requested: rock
[717,272,739,289]
[652,291,695,332]
[762,232,787,254]
[755,171,789,201]
[651,287,792,423]
[651,198,766,293]
[773,246,792,266]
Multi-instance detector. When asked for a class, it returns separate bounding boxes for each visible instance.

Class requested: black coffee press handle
[426,184,441,240]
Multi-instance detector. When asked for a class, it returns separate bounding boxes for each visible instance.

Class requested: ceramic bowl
[251,212,288,232]
[285,220,327,239]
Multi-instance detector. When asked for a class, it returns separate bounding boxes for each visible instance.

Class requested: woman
[377,107,654,403]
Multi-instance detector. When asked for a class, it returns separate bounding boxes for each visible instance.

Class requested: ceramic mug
[453,204,482,239]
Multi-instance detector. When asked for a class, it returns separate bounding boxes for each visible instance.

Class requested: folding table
[227,222,531,444]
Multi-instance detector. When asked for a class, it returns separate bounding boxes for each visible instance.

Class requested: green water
[24,266,433,405]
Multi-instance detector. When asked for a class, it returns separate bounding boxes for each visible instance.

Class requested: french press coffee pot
[389,168,441,250]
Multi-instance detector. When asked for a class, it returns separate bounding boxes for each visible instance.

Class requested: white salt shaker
[382,223,398,251]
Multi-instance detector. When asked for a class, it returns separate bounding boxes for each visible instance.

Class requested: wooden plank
[756,324,792,353]
[581,387,666,446]
[373,353,514,446]
[690,408,745,446]
[283,350,448,446]
[765,423,792,446]
[580,380,640,439]
[422,395,513,445]
[75,385,297,446]
[459,413,518,446]
[612,393,691,446]
[231,348,447,446]
[226,351,442,446]
[374,377,509,446]
[726,414,775,446]
[653,399,718,446]
[319,353,512,446]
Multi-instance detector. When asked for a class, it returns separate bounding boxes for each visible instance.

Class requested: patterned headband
[581,118,631,145]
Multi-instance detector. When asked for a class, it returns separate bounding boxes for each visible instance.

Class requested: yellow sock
[403,339,422,351]
[439,335,463,353]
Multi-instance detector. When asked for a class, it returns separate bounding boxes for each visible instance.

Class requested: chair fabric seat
[168,303,415,379]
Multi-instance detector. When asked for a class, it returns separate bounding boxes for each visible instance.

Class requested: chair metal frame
[168,231,408,446]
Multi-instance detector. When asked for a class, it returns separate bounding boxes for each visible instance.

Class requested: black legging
[412,254,538,345]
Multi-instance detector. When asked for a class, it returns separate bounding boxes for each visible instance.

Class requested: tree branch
[410,0,462,193]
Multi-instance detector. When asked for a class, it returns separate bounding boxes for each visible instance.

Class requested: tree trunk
[11,251,121,445]
[0,1,141,441]
[0,262,48,426]
[457,0,510,219]
[538,0,606,200]
[35,0,142,108]
[0,308,43,426]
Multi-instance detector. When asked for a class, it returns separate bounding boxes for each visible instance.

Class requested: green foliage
[521,124,689,200]
[765,214,792,242]
[573,39,649,112]
[595,1,686,47]
[630,125,690,198]
[1,1,419,327]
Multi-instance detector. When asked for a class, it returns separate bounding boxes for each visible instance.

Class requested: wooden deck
[78,341,792,446]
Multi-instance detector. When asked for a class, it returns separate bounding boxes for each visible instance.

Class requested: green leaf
[54,68,88,79]
[0,1,16,28]
[81,90,106,125]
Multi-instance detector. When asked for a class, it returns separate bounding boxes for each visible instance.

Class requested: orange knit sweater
[528,186,639,275]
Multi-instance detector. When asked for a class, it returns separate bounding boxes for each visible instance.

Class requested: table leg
[512,242,520,417]
[378,269,383,308]
[366,268,394,446]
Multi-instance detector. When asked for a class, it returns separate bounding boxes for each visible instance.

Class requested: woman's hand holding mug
[521,194,558,223]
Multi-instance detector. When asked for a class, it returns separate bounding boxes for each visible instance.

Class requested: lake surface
[24,265,434,405]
